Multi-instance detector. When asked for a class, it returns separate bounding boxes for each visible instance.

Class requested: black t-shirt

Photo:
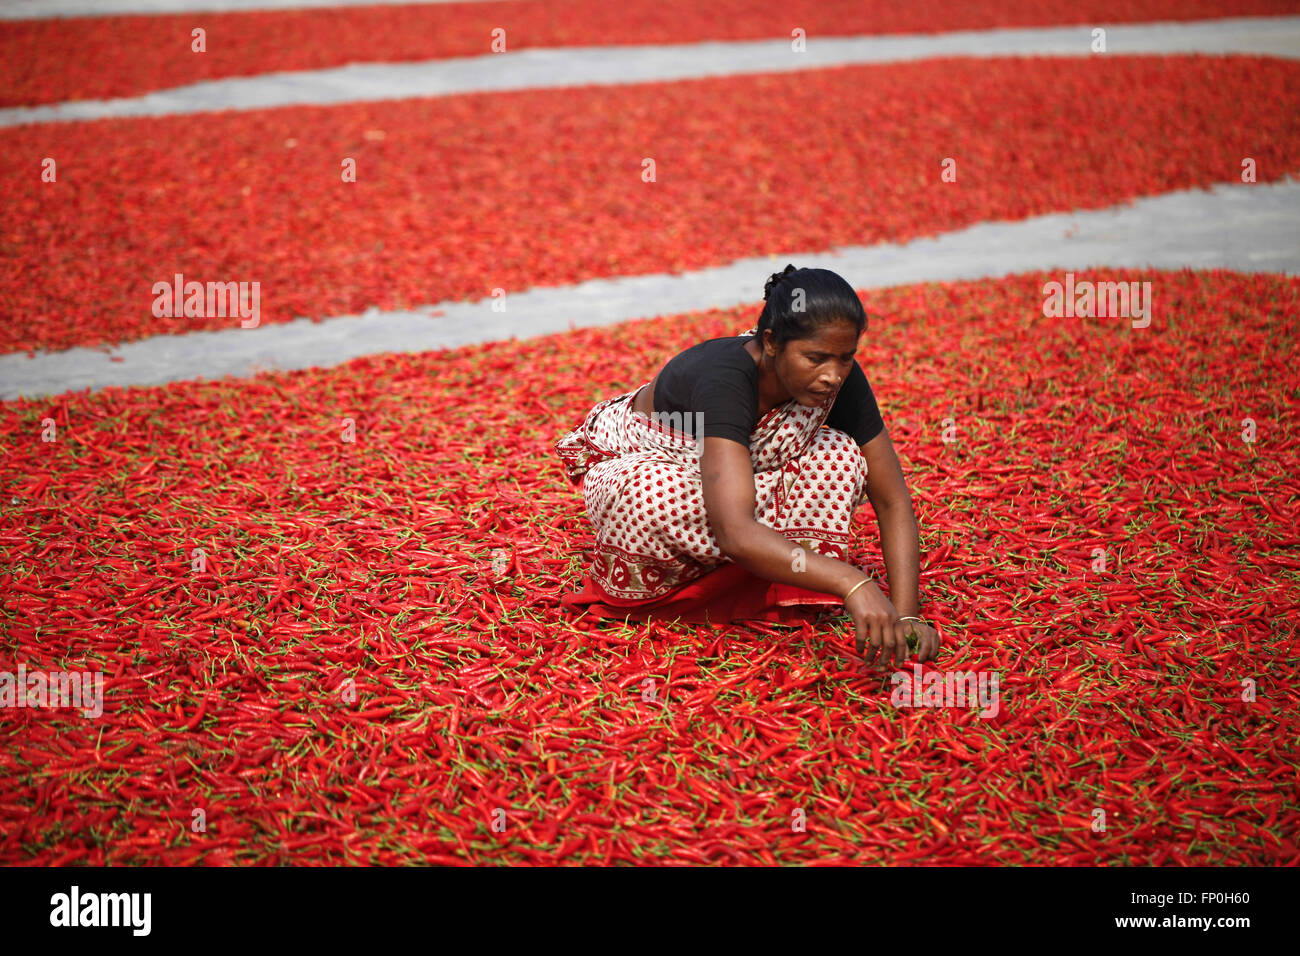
[651,334,884,447]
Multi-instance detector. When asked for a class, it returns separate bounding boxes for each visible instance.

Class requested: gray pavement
[3,175,1297,400]
[3,17,1298,127]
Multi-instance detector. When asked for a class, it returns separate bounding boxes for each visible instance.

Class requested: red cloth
[560,561,843,625]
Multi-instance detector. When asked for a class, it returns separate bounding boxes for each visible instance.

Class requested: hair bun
[763,263,799,301]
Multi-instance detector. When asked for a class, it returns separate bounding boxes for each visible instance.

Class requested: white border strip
[3,176,1297,399]
[3,18,1299,128]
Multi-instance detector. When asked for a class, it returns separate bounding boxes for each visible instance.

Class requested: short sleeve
[692,362,758,447]
[825,360,884,446]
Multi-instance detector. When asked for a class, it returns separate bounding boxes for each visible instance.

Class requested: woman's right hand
[843,576,905,665]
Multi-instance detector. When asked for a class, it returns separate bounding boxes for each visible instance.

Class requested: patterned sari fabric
[555,331,871,606]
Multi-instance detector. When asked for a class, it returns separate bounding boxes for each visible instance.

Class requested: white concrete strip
[3,17,1299,128]
[0,0,509,20]
[2,176,1297,400]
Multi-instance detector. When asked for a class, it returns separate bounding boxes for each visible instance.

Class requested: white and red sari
[555,329,870,623]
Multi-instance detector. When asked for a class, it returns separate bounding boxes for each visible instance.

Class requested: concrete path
[3,175,1297,400]
[3,17,1298,128]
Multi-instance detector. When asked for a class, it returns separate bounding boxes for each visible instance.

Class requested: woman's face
[766,319,861,406]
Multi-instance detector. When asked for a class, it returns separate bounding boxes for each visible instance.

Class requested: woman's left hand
[898,618,940,663]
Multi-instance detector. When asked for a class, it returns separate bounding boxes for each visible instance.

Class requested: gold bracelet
[842,578,870,605]
[898,616,932,653]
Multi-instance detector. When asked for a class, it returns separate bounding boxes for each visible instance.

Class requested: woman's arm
[860,430,941,661]
[860,428,922,617]
[700,436,908,661]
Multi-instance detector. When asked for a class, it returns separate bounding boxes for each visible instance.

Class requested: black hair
[757,264,867,348]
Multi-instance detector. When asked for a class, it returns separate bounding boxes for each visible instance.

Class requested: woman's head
[755,264,867,405]
[757,264,867,347]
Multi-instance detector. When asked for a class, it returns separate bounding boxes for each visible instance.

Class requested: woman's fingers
[876,617,896,666]
[914,625,939,662]
[862,617,883,665]
[853,611,871,659]
[848,594,942,668]
[926,625,942,662]
[856,619,939,665]
[881,621,898,665]
[891,619,907,665]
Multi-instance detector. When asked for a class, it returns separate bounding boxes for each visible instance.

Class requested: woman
[555,264,940,665]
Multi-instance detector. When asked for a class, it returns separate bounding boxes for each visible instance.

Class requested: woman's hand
[844,577,908,665]
[900,618,941,664]
[697,439,939,665]
[844,579,942,666]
